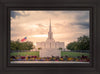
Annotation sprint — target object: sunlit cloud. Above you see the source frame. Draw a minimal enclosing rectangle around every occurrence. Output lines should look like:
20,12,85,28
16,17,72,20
30,35,48,37
11,10,89,46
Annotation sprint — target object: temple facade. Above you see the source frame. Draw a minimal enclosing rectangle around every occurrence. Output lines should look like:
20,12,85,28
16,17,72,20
36,20,65,57
36,20,65,49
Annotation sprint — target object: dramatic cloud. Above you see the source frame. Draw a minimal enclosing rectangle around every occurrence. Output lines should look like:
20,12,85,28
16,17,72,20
11,11,21,18
11,10,89,46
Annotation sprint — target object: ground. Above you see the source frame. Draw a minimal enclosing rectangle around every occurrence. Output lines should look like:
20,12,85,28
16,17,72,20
10,51,89,57
61,51,89,57
10,51,39,56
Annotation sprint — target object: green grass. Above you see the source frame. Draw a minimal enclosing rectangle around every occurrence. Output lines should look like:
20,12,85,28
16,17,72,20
61,51,89,57
10,51,89,57
10,51,39,57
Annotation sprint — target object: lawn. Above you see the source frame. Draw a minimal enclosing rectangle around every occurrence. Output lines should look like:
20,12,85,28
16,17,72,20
10,51,89,57
61,51,89,57
10,51,39,57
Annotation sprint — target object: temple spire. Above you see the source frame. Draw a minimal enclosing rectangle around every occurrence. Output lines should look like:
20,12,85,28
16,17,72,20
47,19,53,40
49,19,51,32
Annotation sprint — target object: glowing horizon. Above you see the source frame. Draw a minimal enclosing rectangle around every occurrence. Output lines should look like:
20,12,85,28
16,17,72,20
11,10,89,46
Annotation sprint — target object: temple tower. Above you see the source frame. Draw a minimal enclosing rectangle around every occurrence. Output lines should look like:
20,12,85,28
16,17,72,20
47,19,54,41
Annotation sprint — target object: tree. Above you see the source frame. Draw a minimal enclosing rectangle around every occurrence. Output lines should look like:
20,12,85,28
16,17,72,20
11,41,16,50
38,47,42,51
67,41,78,50
77,35,90,50
67,35,90,50
10,40,21,51
59,48,62,51
11,40,33,51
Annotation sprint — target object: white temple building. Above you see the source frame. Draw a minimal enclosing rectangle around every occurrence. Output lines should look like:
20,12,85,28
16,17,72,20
36,20,65,57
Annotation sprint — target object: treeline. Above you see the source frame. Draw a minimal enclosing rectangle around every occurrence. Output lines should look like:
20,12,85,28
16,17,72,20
11,40,34,51
67,35,90,50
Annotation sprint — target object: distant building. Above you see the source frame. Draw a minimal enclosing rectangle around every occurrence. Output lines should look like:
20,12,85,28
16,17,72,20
36,20,65,49
36,20,65,57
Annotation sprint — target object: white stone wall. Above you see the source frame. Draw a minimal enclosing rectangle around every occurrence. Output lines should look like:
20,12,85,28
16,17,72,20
51,42,55,48
39,48,61,57
36,40,65,57
36,42,46,48
55,42,65,48
36,41,65,49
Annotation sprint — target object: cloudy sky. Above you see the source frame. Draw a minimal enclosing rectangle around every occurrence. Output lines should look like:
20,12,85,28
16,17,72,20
11,10,89,46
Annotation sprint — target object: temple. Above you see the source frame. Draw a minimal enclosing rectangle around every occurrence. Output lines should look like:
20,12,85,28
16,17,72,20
36,20,65,57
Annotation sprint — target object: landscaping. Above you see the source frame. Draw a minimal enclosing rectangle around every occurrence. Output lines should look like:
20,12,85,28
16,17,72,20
10,51,90,62
61,51,89,57
10,51,39,57
10,51,89,57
